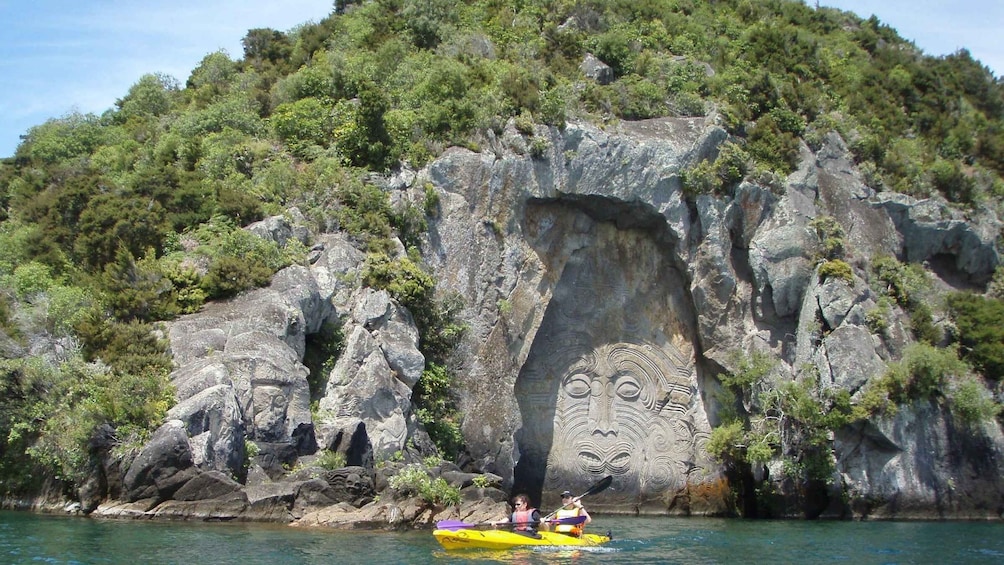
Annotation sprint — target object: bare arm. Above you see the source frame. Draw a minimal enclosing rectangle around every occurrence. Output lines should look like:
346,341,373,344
574,499,591,524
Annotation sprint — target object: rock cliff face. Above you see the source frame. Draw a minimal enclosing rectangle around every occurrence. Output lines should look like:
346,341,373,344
87,116,1003,523
411,116,1002,518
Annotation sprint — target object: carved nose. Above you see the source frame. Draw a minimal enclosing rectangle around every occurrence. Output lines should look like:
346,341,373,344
589,380,618,436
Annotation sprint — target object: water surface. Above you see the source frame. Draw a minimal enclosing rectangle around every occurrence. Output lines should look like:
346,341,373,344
1,511,1001,564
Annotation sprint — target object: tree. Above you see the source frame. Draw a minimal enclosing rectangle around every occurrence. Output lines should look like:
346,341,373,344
270,97,332,158
242,28,292,73
101,246,178,322
73,194,169,272
19,113,104,165
947,292,1004,381
115,73,179,122
186,51,239,106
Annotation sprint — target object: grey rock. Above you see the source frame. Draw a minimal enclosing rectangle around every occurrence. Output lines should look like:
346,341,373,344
110,116,1002,524
874,192,1000,281
245,211,309,248
580,53,613,85
173,470,244,501
122,421,196,503
166,384,244,476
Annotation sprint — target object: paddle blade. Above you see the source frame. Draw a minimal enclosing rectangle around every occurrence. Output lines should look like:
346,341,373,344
583,475,613,497
548,515,588,526
435,520,475,530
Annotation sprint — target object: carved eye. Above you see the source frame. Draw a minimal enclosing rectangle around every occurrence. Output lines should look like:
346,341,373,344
614,376,641,401
563,373,592,398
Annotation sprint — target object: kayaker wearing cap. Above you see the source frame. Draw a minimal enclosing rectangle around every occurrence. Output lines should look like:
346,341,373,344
552,489,591,537
491,494,545,538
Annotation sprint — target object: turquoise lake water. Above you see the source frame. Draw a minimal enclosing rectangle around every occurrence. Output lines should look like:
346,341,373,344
1,510,1002,564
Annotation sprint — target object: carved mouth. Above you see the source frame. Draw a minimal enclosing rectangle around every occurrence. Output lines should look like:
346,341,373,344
576,441,633,474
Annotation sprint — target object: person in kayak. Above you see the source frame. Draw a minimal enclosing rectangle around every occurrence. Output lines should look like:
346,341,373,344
492,494,544,538
552,490,592,537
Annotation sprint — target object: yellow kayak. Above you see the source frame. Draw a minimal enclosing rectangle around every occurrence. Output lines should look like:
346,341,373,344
433,528,611,550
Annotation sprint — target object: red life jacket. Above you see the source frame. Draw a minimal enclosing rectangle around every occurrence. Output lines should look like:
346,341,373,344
512,509,535,531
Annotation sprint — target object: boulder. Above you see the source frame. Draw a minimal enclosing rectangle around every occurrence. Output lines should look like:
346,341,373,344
315,288,424,462
579,53,613,85
122,421,197,503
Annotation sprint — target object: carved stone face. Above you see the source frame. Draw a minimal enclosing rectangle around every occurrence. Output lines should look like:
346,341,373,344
515,206,706,502
556,341,693,475
518,334,698,499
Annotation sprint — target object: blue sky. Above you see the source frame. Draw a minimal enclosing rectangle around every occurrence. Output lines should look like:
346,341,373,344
0,0,334,158
1,1,1001,159
821,1,1002,74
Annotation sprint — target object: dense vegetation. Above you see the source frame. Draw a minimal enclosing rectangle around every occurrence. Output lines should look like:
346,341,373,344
2,0,1003,498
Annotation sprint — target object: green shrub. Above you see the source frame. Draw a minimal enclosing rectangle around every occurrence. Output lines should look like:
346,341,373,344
2,350,172,486
243,439,260,471
865,298,891,336
929,158,976,205
270,97,333,159
871,256,930,307
880,343,968,404
529,137,550,159
471,474,494,488
363,253,435,309
10,261,54,299
215,184,265,226
413,363,463,459
102,247,180,322
818,259,853,284
909,302,940,345
681,160,718,196
303,320,345,401
20,112,105,164
706,420,745,464
722,350,776,392
160,261,206,314
45,284,98,337
538,84,570,127
317,449,347,470
514,110,535,136
422,183,440,217
73,315,173,379
709,355,848,487
745,435,775,465
681,142,750,196
946,292,1004,381
987,266,1004,300
615,75,667,120
0,292,19,342
73,193,170,272
335,181,394,246
388,463,461,506
947,375,1001,426
809,216,846,261
201,256,274,299
746,114,801,175
589,26,634,77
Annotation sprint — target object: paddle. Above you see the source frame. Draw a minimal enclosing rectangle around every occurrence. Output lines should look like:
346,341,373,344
542,475,613,521
436,515,587,531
